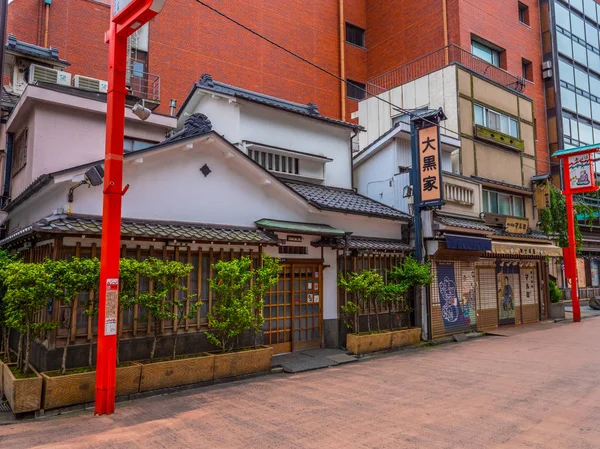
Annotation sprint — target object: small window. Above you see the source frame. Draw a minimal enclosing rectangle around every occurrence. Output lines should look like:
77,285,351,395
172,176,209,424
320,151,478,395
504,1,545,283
471,39,502,67
482,189,526,217
347,80,366,100
124,137,157,153
522,58,533,81
11,128,28,177
474,104,520,138
518,2,530,25
346,23,365,48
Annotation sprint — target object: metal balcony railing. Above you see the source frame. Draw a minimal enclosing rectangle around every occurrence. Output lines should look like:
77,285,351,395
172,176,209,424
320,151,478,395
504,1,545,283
126,70,160,103
367,44,526,97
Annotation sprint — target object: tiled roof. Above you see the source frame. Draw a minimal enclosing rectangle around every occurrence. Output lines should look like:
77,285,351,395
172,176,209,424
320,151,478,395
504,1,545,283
1,87,18,109
312,236,412,252
493,228,549,240
182,74,362,130
0,214,279,247
6,34,69,66
347,236,412,251
434,214,495,232
284,181,411,221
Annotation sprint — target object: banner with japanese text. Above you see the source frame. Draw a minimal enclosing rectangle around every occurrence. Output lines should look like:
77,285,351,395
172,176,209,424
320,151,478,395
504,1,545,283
418,125,443,206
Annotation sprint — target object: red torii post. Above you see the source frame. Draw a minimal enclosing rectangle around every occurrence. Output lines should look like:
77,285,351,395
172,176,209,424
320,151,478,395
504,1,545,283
553,144,600,323
95,0,166,416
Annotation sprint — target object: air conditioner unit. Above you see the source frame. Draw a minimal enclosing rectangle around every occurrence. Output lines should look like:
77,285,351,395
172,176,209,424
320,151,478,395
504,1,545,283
28,64,71,86
542,60,552,70
542,69,553,80
73,75,109,93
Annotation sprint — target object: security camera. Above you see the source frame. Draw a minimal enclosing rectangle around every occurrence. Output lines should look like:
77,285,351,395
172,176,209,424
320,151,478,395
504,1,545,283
132,101,151,121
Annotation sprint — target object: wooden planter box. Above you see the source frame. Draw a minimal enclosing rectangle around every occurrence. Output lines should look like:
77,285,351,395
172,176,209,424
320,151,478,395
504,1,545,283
390,328,421,349
41,363,142,410
347,328,422,355
0,358,14,396
213,346,273,380
3,364,43,414
139,354,215,392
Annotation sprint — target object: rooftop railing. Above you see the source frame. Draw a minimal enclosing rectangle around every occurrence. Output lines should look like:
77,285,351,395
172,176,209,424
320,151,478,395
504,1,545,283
367,44,526,97
126,70,161,103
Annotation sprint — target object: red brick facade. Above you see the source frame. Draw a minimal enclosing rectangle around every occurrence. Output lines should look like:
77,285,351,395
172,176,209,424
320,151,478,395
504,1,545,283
7,0,549,172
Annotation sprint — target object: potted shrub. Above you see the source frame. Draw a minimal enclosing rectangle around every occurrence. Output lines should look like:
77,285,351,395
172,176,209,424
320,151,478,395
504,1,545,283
207,255,279,380
40,257,144,410
548,279,565,319
3,261,58,413
340,256,429,355
135,258,211,392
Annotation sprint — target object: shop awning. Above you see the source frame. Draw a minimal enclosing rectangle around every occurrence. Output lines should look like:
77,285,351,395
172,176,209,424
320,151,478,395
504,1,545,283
445,233,492,251
255,219,350,237
489,241,562,257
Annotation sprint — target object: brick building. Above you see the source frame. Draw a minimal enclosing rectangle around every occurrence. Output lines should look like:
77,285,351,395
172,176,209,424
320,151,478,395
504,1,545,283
6,0,553,173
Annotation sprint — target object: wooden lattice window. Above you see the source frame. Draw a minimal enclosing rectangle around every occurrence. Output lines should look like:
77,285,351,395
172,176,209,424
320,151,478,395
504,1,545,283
12,128,28,177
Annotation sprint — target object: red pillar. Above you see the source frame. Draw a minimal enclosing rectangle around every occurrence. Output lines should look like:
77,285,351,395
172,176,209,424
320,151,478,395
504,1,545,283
562,162,581,323
95,25,128,416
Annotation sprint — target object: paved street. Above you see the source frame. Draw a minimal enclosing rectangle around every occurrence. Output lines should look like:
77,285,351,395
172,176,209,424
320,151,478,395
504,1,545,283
2,318,600,449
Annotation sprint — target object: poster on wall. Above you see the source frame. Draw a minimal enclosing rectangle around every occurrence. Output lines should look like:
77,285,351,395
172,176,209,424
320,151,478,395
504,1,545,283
436,263,465,328
592,260,600,287
577,258,587,288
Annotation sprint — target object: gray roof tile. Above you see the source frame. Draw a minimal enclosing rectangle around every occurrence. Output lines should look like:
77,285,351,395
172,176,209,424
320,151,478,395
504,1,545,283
434,214,495,232
0,214,279,247
284,181,411,221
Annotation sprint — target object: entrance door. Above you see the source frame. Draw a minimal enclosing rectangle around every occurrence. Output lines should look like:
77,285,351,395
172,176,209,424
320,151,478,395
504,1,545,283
263,263,323,354
498,269,519,325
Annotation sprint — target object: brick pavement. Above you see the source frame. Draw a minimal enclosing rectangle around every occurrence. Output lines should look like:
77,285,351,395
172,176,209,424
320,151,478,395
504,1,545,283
2,318,600,449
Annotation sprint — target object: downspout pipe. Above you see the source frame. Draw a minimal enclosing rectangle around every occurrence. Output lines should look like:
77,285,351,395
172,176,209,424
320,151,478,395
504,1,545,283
2,132,13,208
339,0,346,121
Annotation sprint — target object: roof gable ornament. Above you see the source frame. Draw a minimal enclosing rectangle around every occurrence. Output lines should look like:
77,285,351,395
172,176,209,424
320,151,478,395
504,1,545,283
199,73,215,88
307,103,319,115
184,113,213,135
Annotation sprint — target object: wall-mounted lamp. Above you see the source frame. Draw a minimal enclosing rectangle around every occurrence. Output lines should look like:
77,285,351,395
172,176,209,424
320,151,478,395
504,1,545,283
68,165,105,203
132,101,152,121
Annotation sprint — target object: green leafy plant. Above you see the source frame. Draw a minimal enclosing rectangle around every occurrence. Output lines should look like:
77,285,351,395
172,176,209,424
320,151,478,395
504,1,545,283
549,279,563,304
116,258,141,365
206,255,280,353
340,300,358,330
4,260,59,376
386,256,432,328
539,185,592,249
338,270,384,333
136,258,195,361
0,250,15,362
48,258,100,375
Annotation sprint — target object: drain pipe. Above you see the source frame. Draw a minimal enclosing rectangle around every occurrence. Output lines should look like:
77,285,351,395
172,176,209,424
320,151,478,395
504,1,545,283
1,132,13,208
43,0,51,48
338,0,346,121
169,99,177,117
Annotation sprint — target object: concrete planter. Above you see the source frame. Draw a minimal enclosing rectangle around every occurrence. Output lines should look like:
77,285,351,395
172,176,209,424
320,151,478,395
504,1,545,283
390,328,422,349
3,364,43,414
41,363,142,410
347,328,422,355
139,354,215,392
213,346,273,380
549,302,566,319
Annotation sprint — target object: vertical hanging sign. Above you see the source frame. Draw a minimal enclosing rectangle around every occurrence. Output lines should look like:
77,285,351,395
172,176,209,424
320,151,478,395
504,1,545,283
418,125,444,207
105,278,119,336
568,153,595,191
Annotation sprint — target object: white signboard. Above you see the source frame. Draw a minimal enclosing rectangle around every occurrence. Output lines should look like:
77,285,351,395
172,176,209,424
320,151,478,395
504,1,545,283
568,153,594,191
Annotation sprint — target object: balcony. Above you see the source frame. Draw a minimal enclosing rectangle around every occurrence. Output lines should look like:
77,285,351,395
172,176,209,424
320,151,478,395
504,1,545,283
367,44,526,97
126,70,161,110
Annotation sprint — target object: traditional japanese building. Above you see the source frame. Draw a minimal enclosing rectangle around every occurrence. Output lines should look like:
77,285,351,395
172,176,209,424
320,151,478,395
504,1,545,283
0,76,411,369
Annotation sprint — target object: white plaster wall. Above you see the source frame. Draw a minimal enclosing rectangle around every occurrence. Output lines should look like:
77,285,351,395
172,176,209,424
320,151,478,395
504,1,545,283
72,145,310,226
238,103,352,189
353,140,397,209
194,95,241,143
6,182,68,234
358,66,459,150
